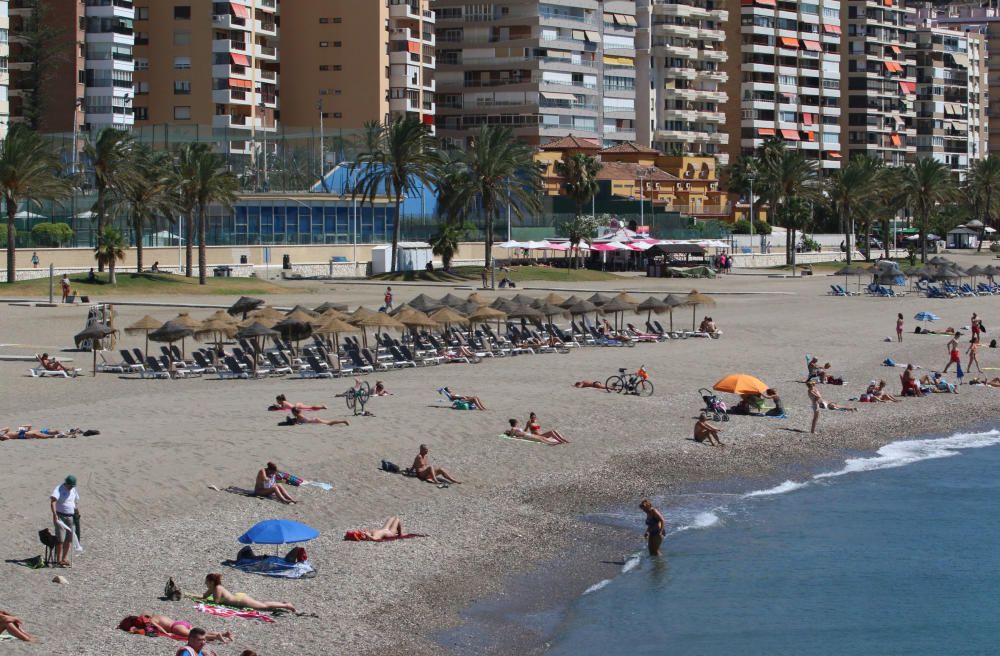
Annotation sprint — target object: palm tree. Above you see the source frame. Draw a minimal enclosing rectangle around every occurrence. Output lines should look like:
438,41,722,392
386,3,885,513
755,143,821,267
350,116,438,273
827,155,882,263
429,222,467,271
897,158,957,262
94,226,126,284
560,213,600,268
189,149,238,284
0,124,72,283
723,154,758,225
84,128,133,271
555,153,600,218
116,145,178,273
449,125,542,282
174,142,211,277
965,156,1000,252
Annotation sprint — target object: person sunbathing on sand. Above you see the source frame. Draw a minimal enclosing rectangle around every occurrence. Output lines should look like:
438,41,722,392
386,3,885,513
0,609,35,641
0,425,76,440
573,380,608,390
202,573,296,613
373,381,391,396
291,407,349,426
526,412,569,443
352,517,405,541
920,372,959,394
505,419,563,445
270,394,326,412
694,414,724,446
38,353,69,373
864,380,899,402
121,614,233,643
970,377,1000,387
254,462,296,504
440,387,487,410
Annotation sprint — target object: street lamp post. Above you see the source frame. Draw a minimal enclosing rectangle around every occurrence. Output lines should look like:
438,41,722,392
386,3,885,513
317,97,325,183
638,169,646,227
258,97,268,191
747,174,755,253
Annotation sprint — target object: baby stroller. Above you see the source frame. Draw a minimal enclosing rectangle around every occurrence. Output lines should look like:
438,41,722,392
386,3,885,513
698,388,729,421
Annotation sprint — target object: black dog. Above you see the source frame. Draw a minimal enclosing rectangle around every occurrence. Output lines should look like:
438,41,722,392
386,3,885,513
38,528,58,565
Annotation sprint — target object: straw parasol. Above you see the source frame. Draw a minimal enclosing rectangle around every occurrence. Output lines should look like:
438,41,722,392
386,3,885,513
352,312,406,348
587,292,612,306
614,291,642,305
228,296,264,318
685,290,716,331
835,264,866,293
408,294,442,312
491,297,517,310
467,292,488,306
567,300,602,327
124,315,163,359
274,318,313,354
74,323,117,376
558,295,584,309
395,308,440,329
195,317,238,353
313,316,359,369
636,296,671,323
285,308,320,325
287,304,320,318
437,293,467,308
535,302,569,327
510,293,536,306
600,297,636,331
468,306,507,323
541,292,566,306
171,313,202,356
314,301,349,313
238,314,278,329
148,321,195,370
505,304,543,321
349,306,383,324
247,306,285,324
318,307,349,321
389,303,416,316
429,306,470,330
662,294,686,332
236,322,280,374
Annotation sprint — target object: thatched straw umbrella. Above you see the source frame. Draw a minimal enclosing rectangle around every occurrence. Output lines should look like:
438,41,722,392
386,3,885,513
437,293,466,308
510,293,535,306
124,315,163,359
313,316,359,369
614,291,642,305
148,321,194,372
228,296,264,318
248,306,285,322
287,304,320,318
429,306,470,332
467,292,488,306
352,312,406,349
195,317,238,354
567,300,602,328
314,301,349,313
238,314,278,329
236,322,279,374
318,307,349,321
636,297,671,324
588,292,612,306
541,292,566,306
535,302,569,328
408,294,442,313
600,297,636,332
74,323,117,376
685,290,716,331
285,308,320,325
274,318,313,355
558,295,584,309
662,294,687,332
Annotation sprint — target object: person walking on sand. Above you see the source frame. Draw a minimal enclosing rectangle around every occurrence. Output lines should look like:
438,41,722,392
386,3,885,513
808,380,857,434
49,475,79,567
639,499,666,556
943,332,962,373
383,286,393,311
971,313,980,341
896,313,904,343
967,336,984,374
481,267,489,289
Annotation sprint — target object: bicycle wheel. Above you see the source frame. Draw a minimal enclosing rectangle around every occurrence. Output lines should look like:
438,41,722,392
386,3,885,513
358,382,372,405
605,376,624,393
345,392,356,412
636,380,654,397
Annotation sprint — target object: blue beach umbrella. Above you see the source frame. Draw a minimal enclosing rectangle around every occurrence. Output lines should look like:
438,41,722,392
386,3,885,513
914,312,940,330
238,520,320,545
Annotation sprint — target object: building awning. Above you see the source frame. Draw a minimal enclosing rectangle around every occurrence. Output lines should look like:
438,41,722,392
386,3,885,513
803,113,813,125
949,52,969,67
823,24,841,34
884,61,901,73
780,37,799,48
758,127,776,136
750,0,776,6
229,78,253,89
780,129,800,140
230,53,251,66
803,40,822,52
572,30,586,41
890,45,902,54
890,133,902,146
621,14,637,26
604,12,615,23
899,81,915,94
230,2,250,19
603,55,634,66
584,31,601,43
406,40,421,53
826,151,842,159
540,91,576,101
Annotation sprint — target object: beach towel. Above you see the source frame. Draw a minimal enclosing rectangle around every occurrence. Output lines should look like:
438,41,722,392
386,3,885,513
499,434,542,444
277,472,333,491
343,531,427,542
193,603,276,623
0,631,14,641
222,556,316,579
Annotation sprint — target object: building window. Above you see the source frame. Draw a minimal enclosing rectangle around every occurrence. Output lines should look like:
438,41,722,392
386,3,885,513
174,6,191,19
174,80,191,94
135,107,148,121
174,56,191,69
334,65,342,71
137,7,149,20
173,30,192,45
319,17,329,23
334,41,342,47
333,17,342,23
319,41,329,47
333,112,343,118
174,106,192,120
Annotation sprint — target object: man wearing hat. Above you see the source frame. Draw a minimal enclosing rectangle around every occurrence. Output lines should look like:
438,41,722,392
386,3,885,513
49,476,79,567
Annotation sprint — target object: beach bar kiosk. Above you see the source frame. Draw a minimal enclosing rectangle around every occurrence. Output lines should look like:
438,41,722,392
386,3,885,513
370,242,433,274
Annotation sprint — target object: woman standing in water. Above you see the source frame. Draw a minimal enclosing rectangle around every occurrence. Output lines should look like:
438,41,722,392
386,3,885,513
639,499,666,556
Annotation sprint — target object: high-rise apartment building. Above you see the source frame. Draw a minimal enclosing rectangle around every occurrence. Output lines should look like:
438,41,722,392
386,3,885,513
841,0,916,166
637,0,729,164
280,0,436,133
913,25,981,174
0,1,9,139
724,0,843,171
9,0,135,134
132,1,278,158
432,0,637,148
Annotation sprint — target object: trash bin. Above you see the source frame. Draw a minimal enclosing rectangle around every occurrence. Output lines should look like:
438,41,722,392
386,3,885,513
213,266,232,277
239,254,248,264
282,254,291,270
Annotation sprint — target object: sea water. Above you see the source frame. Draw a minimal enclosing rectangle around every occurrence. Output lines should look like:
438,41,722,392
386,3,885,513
546,429,1000,655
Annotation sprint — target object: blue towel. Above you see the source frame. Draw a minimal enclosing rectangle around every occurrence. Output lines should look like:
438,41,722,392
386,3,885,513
223,556,316,578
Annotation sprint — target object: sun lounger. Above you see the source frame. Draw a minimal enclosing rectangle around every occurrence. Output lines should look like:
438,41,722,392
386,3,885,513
30,354,81,377
119,349,145,371
217,356,250,379
299,354,335,378
191,351,218,374
140,357,172,379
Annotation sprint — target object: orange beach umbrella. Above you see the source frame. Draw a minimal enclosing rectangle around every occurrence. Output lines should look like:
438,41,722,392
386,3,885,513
712,373,768,395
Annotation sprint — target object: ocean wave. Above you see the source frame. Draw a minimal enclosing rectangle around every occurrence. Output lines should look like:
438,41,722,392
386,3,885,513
583,579,611,595
744,480,809,498
621,552,642,573
674,511,720,533
815,429,1000,480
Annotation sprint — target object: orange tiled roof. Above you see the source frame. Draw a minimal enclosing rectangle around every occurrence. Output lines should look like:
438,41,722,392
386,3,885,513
595,161,679,181
539,135,603,151
599,142,662,155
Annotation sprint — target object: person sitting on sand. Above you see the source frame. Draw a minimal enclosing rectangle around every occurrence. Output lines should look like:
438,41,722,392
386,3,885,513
698,316,721,336
573,380,608,390
901,364,922,397
269,394,326,412
177,627,219,656
291,407,349,426
526,412,569,443
411,444,461,485
808,380,857,433
0,609,35,642
694,414,724,447
505,419,563,445
350,517,405,541
920,372,959,394
373,381,391,396
38,353,69,373
440,387,487,410
732,392,765,415
201,573,296,613
762,388,785,416
807,357,825,383
254,462,296,504
120,614,233,643
864,380,899,403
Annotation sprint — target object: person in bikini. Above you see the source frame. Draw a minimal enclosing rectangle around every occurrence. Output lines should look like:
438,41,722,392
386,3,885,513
350,517,405,541
639,499,666,556
202,573,296,613
411,444,461,484
0,425,76,440
573,380,608,389
440,386,487,410
694,414,724,446
121,614,232,643
254,462,296,504
269,394,326,412
808,380,857,433
38,353,69,373
525,412,569,443
0,609,35,642
505,419,562,445
291,407,349,426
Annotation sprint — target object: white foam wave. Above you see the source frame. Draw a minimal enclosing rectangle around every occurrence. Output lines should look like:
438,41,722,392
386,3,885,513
621,552,642,573
744,480,809,498
815,429,1000,480
674,511,721,533
583,579,611,595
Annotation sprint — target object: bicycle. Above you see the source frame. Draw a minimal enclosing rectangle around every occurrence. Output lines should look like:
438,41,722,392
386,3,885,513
606,366,654,397
344,380,372,415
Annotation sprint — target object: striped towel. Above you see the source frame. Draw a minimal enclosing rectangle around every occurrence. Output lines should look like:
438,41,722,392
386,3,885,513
193,603,276,623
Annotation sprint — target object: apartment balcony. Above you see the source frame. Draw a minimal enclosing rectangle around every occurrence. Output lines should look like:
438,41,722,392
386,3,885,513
258,69,277,83
389,94,421,114
212,13,250,32
389,0,422,21
651,3,712,20
257,19,278,36
85,29,134,46
652,43,698,59
213,39,251,55
85,1,135,20
661,108,702,122
655,23,699,39
659,66,697,80
697,27,725,42
213,64,252,81
255,44,277,61
701,48,727,62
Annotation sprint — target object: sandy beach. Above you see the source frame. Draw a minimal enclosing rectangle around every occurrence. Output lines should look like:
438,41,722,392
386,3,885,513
2,262,999,655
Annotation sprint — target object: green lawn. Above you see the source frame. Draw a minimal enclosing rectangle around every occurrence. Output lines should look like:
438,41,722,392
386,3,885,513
3,272,293,297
